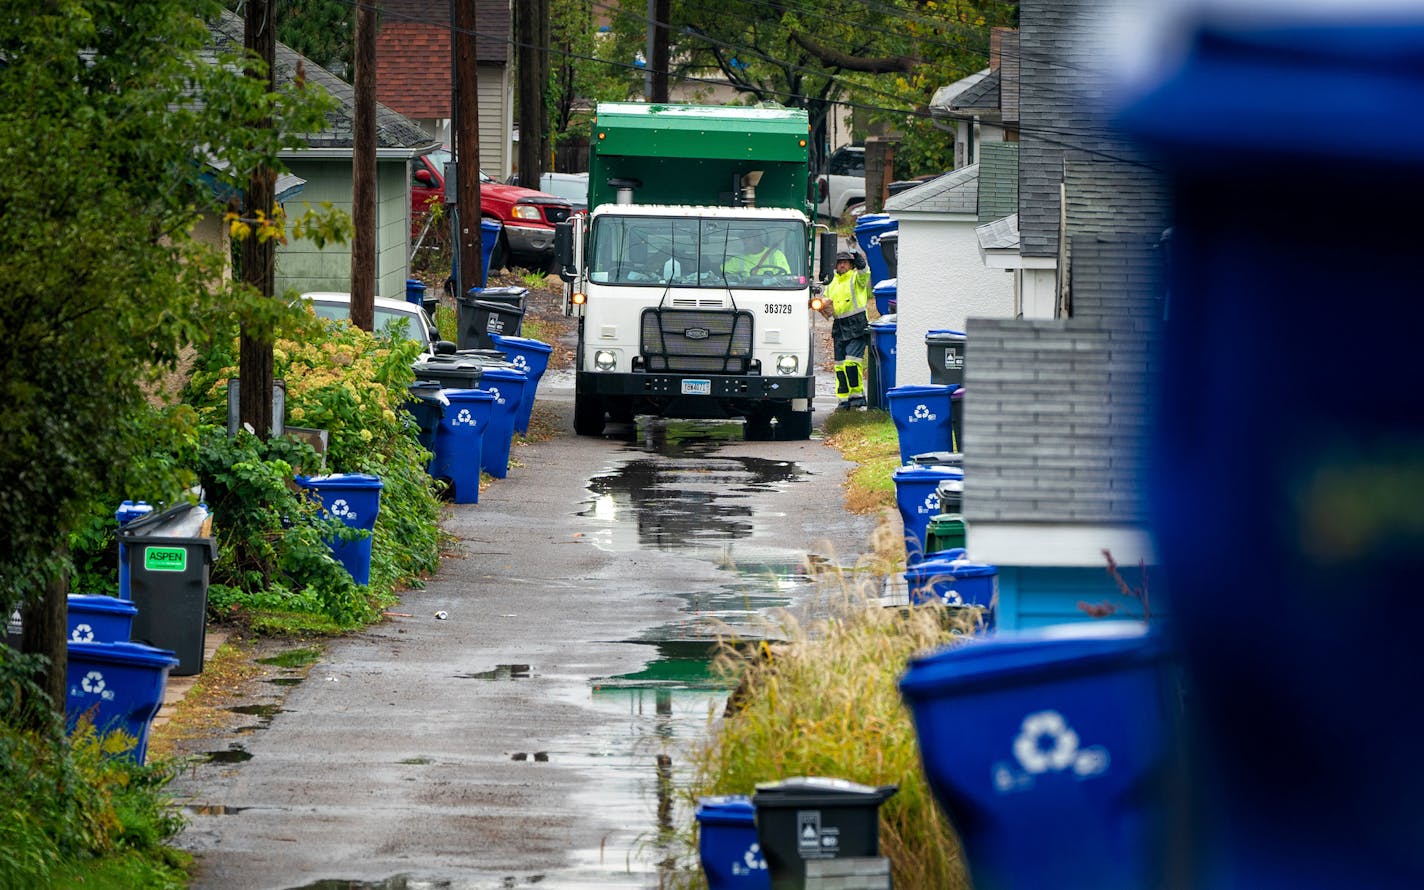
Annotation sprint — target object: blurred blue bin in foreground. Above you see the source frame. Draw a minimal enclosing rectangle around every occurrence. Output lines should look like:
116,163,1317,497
66,640,179,763
490,333,553,435
432,388,495,504
695,796,770,889
892,463,963,564
294,473,383,585
899,622,1176,890
68,594,138,644
886,383,955,466
1117,9,1424,887
477,366,528,479
903,555,998,629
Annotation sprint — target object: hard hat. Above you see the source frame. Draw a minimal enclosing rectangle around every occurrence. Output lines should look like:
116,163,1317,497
835,250,855,262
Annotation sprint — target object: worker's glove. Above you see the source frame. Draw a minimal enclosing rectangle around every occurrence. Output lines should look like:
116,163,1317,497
853,252,866,270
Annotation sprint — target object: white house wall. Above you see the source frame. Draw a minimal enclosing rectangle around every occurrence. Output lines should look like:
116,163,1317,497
895,214,1015,387
1021,267,1057,318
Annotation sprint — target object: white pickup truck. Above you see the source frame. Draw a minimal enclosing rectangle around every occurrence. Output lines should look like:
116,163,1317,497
815,145,865,222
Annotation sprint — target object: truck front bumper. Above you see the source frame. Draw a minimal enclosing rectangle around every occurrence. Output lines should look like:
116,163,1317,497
578,371,814,401
504,224,557,258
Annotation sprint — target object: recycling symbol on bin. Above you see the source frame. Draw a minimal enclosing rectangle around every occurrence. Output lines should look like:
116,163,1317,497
71,623,95,643
912,403,936,421
511,355,530,372
488,386,505,405
454,408,478,427
80,671,106,695
329,499,357,522
739,842,767,873
919,492,940,515
993,710,1110,794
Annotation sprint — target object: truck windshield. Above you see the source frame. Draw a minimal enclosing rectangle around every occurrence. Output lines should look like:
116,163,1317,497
588,216,807,289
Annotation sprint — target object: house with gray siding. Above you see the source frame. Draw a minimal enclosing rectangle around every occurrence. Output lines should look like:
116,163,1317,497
210,12,439,300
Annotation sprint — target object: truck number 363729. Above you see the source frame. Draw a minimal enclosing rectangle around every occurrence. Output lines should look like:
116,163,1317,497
763,303,794,315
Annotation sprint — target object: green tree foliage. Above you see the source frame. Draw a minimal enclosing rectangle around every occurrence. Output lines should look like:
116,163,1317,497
597,0,1017,176
0,0,331,677
224,0,355,79
549,0,632,159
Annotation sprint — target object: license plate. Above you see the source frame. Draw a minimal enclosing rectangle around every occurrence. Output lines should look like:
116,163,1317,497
681,378,711,396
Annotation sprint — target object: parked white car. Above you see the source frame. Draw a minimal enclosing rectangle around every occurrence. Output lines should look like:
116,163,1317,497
816,145,865,221
301,292,443,354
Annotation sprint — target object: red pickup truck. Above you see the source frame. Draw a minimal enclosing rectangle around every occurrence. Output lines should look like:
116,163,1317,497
412,148,573,271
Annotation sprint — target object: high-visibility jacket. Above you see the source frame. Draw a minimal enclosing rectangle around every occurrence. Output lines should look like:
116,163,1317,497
723,246,791,274
827,267,871,319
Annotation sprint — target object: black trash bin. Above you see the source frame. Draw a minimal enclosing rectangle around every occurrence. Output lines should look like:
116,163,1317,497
878,231,898,279
752,777,897,890
458,286,527,349
926,329,967,387
119,502,218,676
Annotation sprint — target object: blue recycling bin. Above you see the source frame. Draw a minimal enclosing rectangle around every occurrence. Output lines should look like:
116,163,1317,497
853,213,898,287
405,278,427,309
892,463,964,564
886,383,955,466
293,473,383,586
868,315,897,410
696,796,770,889
1117,13,1424,887
477,366,528,479
431,388,495,503
403,380,447,453
115,500,153,600
66,640,179,763
490,333,553,435
871,278,896,317
903,556,998,628
68,594,138,644
899,622,1176,890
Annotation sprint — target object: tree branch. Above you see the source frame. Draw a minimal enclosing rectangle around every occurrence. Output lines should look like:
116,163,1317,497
786,29,919,73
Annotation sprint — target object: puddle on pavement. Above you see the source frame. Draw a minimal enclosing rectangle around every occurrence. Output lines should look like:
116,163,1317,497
185,804,248,816
452,663,532,680
203,745,253,764
266,677,303,687
285,877,546,889
257,646,323,668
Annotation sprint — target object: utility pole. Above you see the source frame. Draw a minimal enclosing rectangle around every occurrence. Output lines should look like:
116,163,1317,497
239,0,276,439
650,0,670,103
516,0,550,183
453,0,484,295
350,0,377,330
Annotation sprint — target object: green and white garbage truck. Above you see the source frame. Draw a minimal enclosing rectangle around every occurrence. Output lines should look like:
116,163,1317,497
556,102,836,440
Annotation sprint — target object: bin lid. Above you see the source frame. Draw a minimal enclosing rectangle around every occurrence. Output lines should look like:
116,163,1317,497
469,299,526,312
68,594,138,617
295,472,384,490
489,334,553,354
869,316,897,330
117,502,211,541
900,621,1167,701
854,213,896,230
478,366,528,383
924,547,968,561
925,329,967,341
886,383,954,400
892,464,963,483
753,776,898,807
476,286,529,298
872,277,897,293
912,451,962,467
695,795,756,826
441,388,495,402
67,639,179,668
115,500,154,523
910,556,995,579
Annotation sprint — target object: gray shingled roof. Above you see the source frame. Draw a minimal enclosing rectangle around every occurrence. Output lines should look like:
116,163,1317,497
210,11,438,153
1064,158,1171,242
952,68,1000,112
976,213,1019,251
930,68,992,121
978,141,1018,225
1069,237,1164,324
1017,0,1156,258
884,164,978,215
961,316,1155,524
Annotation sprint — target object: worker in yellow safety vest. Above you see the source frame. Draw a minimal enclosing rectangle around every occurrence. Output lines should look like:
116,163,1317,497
826,249,871,408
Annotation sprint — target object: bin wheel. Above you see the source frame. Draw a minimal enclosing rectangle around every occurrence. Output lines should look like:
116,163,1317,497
775,409,813,441
743,412,775,441
574,393,605,436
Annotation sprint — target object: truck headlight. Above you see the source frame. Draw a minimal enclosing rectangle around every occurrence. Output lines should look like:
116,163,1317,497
511,204,542,221
594,349,617,371
775,354,799,375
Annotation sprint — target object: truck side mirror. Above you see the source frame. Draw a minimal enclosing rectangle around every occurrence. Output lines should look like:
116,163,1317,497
555,221,576,283
819,231,838,282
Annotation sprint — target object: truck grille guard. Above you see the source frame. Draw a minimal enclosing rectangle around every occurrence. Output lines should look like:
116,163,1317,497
639,307,755,374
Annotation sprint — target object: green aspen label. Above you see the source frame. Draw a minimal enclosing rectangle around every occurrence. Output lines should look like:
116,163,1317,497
144,546,187,572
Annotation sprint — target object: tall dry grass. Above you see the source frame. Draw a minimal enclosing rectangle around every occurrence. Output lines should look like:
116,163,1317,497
679,539,975,889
